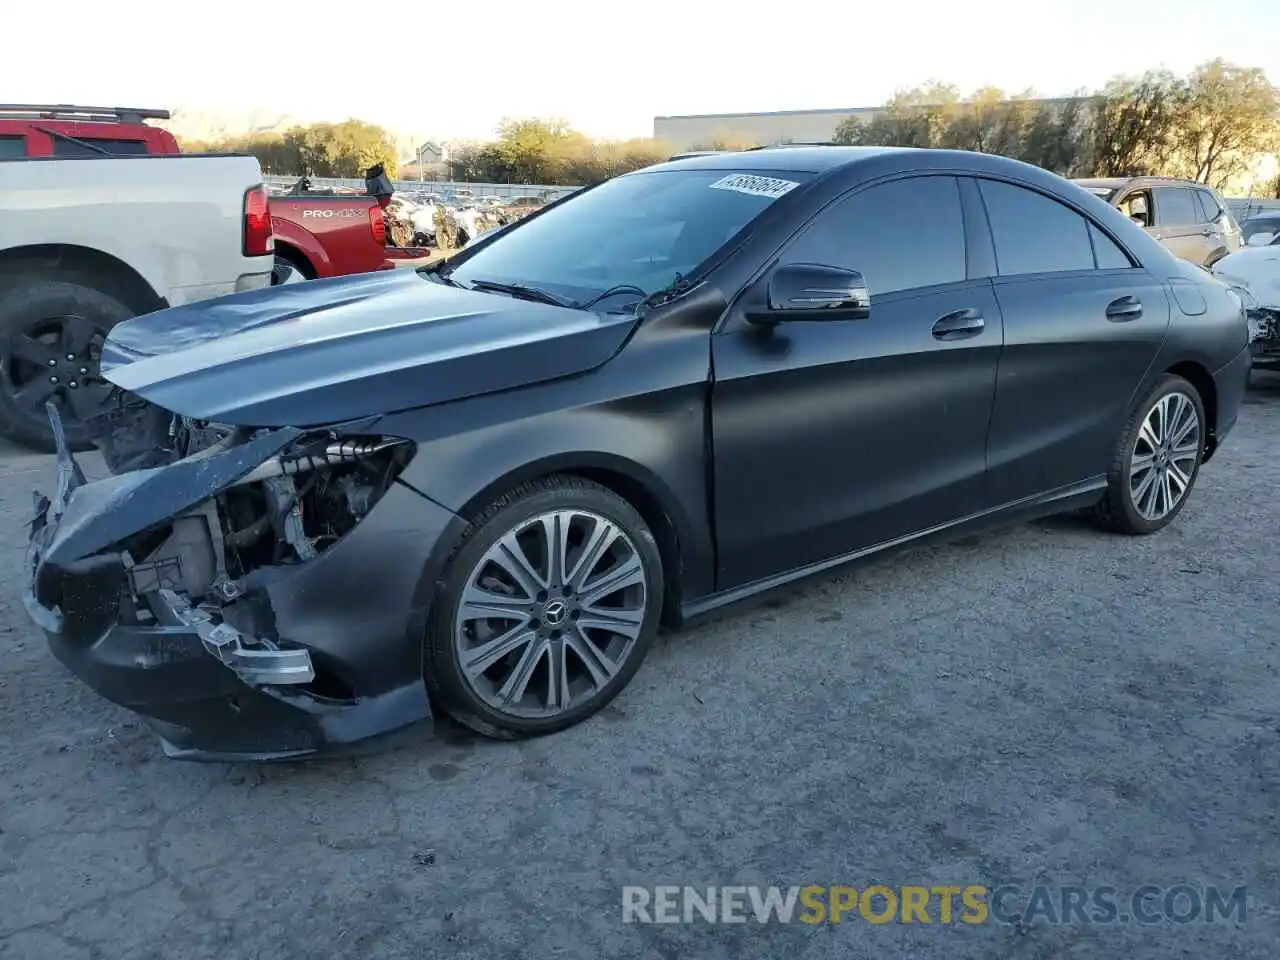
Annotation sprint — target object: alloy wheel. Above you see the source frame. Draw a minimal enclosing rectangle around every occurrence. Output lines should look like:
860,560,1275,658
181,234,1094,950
1129,391,1201,522
4,314,114,428
453,509,649,719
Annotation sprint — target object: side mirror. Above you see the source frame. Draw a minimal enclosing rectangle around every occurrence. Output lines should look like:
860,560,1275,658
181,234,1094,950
1246,231,1275,247
753,263,871,322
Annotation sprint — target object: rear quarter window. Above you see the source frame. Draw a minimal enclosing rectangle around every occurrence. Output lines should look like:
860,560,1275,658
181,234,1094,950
51,137,150,157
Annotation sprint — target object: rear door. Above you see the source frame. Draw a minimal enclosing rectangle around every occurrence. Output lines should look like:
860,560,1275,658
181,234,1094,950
973,177,1171,505
710,174,1003,587
1151,185,1208,264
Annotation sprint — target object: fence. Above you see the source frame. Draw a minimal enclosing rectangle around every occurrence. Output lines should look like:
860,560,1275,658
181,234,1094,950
263,174,580,201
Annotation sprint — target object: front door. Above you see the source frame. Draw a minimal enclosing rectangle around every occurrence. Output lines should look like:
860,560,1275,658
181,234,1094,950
710,175,1003,589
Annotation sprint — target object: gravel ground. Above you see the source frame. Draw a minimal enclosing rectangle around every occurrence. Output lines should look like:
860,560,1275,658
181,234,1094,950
1,377,1278,960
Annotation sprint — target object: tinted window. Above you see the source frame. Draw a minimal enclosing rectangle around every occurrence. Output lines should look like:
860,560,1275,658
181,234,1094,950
1194,188,1221,221
1089,223,1133,269
449,168,813,307
0,135,25,159
781,176,966,295
979,179,1094,275
51,137,149,157
1153,187,1199,226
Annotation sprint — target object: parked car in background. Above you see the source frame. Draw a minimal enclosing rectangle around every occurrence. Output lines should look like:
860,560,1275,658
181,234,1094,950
267,182,393,284
0,151,274,450
1212,227,1280,371
21,146,1250,760
1239,213,1280,247
499,195,546,222
1074,176,1241,266
0,103,179,158
1227,197,1280,225
265,167,426,283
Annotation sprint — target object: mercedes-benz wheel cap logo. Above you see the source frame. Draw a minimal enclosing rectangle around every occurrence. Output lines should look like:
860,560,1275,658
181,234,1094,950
543,600,567,626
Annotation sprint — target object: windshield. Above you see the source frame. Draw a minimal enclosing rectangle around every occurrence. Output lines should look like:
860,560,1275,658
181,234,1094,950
446,168,811,308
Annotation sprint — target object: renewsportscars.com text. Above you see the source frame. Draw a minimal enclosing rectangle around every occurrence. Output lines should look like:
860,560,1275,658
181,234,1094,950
621,884,1248,926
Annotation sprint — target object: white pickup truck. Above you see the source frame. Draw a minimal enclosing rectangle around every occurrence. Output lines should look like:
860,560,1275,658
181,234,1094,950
0,154,275,450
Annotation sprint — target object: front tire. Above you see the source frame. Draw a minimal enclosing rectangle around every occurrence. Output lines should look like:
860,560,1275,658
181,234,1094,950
425,476,664,740
1092,374,1206,535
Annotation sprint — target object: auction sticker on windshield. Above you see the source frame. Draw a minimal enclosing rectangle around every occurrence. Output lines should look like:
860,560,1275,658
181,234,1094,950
709,174,800,199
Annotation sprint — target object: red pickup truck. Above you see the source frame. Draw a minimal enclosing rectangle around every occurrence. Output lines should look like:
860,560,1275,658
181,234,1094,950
266,171,406,285
0,105,417,285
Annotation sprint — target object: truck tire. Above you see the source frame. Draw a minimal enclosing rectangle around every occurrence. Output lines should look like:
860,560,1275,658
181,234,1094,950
0,276,135,452
271,251,312,286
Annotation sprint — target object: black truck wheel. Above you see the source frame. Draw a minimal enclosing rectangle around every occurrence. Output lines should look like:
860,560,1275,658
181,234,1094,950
0,277,134,452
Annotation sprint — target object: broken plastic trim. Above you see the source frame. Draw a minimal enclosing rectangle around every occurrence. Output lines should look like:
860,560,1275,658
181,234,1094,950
157,588,316,687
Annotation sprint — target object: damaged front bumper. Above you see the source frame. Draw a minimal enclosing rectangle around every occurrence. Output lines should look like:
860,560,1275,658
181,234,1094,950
23,406,448,761
1248,307,1280,369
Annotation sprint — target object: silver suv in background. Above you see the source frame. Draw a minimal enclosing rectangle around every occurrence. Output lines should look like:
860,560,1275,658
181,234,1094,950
1074,176,1242,267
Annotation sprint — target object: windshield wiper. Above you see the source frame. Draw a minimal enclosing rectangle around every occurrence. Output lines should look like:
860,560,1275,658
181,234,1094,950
466,279,575,308
575,284,648,310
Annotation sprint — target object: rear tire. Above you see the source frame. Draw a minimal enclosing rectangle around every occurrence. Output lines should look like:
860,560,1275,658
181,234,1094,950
1092,374,1206,535
0,276,134,452
271,252,312,286
424,475,664,740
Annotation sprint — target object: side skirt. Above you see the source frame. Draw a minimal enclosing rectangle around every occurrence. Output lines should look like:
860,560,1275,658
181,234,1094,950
677,477,1107,624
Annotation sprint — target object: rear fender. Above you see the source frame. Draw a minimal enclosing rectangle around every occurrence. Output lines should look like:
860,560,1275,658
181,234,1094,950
270,217,332,276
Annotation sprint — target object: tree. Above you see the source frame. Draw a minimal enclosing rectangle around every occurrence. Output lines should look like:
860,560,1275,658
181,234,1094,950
1019,95,1092,176
938,87,1038,156
835,82,961,147
289,120,398,178
183,120,398,178
491,118,579,183
1089,70,1186,177
1174,59,1280,187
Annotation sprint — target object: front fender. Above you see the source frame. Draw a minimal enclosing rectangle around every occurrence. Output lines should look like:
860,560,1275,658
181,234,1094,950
389,386,715,605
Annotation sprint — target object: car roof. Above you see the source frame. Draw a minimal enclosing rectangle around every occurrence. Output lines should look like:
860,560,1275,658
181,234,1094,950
644,145,907,174
642,146,1128,198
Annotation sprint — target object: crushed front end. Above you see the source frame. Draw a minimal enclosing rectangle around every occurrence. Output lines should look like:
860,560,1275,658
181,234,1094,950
23,401,451,761
1248,306,1280,370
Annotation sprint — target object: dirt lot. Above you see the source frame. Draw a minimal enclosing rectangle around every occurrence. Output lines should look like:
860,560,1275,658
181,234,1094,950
1,377,1278,959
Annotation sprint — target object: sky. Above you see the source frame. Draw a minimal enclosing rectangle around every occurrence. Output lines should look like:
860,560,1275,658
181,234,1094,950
5,0,1278,145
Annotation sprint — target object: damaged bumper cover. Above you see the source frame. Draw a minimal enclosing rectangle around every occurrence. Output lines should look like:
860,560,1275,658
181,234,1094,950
23,405,454,761
1247,306,1280,369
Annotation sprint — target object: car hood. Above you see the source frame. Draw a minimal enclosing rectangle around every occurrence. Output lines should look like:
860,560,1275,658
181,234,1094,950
101,269,639,427
1212,246,1280,309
